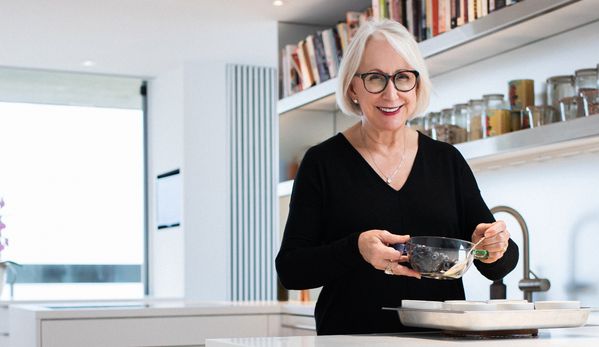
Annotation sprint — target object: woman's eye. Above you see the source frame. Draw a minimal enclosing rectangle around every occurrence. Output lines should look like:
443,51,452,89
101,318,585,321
366,74,386,82
395,73,410,81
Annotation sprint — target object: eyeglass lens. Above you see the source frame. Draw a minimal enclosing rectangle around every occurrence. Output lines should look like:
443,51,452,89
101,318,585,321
363,71,417,93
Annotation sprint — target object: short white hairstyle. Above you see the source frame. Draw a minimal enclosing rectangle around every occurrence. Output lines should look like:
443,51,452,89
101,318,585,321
336,19,432,119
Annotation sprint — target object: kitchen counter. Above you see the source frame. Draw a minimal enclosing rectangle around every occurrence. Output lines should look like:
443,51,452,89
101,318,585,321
9,300,315,347
207,324,599,347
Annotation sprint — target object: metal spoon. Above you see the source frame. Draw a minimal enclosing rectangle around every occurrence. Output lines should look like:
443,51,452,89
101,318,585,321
443,237,487,278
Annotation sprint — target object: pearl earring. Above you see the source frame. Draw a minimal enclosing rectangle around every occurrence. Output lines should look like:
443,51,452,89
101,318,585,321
352,99,358,104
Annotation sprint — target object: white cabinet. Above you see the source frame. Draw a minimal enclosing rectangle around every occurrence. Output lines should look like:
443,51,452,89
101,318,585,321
10,303,287,347
39,315,273,347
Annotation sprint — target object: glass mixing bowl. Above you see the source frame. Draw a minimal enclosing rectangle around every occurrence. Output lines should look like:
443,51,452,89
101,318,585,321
394,236,488,280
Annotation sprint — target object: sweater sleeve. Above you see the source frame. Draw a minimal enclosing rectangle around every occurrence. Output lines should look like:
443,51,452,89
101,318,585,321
456,150,519,281
275,148,365,290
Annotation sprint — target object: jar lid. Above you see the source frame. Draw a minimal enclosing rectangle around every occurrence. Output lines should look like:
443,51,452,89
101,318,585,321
575,68,597,75
468,99,484,103
482,93,504,98
546,75,574,82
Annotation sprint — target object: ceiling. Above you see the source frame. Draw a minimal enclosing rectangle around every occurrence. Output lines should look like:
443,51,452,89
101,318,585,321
0,0,369,78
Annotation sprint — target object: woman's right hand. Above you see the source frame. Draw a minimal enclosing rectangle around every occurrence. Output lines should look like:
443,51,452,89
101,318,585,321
358,230,421,278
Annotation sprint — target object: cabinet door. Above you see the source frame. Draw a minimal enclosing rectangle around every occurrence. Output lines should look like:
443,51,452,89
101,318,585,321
41,314,269,347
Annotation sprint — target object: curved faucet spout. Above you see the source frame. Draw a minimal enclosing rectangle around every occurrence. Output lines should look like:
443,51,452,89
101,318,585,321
490,205,550,302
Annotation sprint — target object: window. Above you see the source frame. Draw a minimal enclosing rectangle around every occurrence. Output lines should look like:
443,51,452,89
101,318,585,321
0,69,145,300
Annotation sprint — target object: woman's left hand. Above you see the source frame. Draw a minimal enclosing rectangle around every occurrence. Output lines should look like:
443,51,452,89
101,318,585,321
472,221,510,264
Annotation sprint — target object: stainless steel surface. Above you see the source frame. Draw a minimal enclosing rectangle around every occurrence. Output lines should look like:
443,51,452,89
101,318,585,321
396,307,590,331
490,206,551,302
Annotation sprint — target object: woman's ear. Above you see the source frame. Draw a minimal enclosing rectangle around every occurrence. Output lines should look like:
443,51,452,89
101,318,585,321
348,82,358,103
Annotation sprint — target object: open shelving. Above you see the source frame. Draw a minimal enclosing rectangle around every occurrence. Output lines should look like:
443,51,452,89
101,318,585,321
277,0,599,193
278,114,599,196
277,0,599,115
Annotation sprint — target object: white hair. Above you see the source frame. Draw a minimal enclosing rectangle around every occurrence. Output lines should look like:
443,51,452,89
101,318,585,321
336,19,432,119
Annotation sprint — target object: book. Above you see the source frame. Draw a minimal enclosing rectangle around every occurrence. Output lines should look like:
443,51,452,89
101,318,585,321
450,0,457,28
426,0,433,38
432,0,439,36
289,46,303,95
321,29,339,78
312,32,331,82
388,0,403,24
305,35,321,84
336,23,349,55
297,40,315,90
468,0,476,21
372,0,381,20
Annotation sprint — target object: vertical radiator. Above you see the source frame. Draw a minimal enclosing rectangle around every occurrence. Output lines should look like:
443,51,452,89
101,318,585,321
227,64,278,301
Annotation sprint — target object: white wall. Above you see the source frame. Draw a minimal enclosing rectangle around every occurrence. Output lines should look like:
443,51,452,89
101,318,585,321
429,20,599,306
148,22,278,299
148,67,185,298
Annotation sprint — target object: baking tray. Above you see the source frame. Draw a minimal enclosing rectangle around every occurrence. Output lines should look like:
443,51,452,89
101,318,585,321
387,307,590,331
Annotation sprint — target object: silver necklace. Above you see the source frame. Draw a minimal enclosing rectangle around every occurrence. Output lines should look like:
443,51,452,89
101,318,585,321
360,126,407,185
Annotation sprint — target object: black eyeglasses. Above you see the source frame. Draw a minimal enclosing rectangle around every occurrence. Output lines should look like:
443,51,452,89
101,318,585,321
354,70,419,94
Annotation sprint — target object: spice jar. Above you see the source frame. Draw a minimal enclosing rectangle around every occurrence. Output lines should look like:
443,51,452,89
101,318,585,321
468,99,484,141
574,68,598,92
483,94,511,137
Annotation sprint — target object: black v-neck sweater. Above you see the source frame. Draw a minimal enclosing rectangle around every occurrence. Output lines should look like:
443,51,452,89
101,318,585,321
276,132,519,335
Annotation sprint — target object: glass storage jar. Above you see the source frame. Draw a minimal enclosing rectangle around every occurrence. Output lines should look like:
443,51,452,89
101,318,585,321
407,116,426,133
451,103,469,144
546,75,575,112
468,99,484,141
574,68,597,92
424,112,440,138
482,94,511,137
435,108,454,144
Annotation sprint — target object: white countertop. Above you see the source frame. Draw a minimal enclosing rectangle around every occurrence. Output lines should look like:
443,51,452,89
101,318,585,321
207,324,599,347
9,300,315,319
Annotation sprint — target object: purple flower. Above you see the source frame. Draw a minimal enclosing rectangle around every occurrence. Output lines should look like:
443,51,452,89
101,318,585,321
0,198,4,208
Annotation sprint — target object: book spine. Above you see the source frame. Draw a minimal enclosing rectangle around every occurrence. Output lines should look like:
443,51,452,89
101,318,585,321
297,40,314,90
305,35,320,85
313,32,331,82
432,0,439,36
450,0,457,28
335,23,348,56
321,29,338,79
372,0,381,19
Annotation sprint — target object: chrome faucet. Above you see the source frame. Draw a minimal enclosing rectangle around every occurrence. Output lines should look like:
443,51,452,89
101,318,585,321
490,205,551,302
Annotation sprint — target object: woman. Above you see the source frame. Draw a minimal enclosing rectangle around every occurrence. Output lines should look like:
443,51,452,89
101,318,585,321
275,19,518,335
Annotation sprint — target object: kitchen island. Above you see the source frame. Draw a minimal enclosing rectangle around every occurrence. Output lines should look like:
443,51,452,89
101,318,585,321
207,324,599,347
9,300,315,347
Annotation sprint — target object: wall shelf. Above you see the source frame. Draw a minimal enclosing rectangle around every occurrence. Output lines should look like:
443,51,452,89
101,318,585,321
278,115,599,196
276,0,599,116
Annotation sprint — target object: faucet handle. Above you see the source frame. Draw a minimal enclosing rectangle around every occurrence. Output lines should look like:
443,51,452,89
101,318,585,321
519,278,551,293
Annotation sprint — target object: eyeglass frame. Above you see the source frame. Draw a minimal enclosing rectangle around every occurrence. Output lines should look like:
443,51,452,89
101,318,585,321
353,70,420,94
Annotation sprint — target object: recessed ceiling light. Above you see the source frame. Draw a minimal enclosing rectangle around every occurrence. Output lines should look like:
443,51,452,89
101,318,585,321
81,60,96,67
273,0,283,6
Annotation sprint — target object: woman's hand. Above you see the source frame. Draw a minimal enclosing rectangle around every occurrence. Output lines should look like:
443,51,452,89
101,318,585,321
472,221,511,264
358,230,421,278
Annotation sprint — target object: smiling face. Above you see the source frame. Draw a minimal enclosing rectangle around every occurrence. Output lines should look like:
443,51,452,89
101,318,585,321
350,33,418,132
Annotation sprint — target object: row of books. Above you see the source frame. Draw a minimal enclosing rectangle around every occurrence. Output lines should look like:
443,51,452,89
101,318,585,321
372,0,522,42
280,0,522,99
